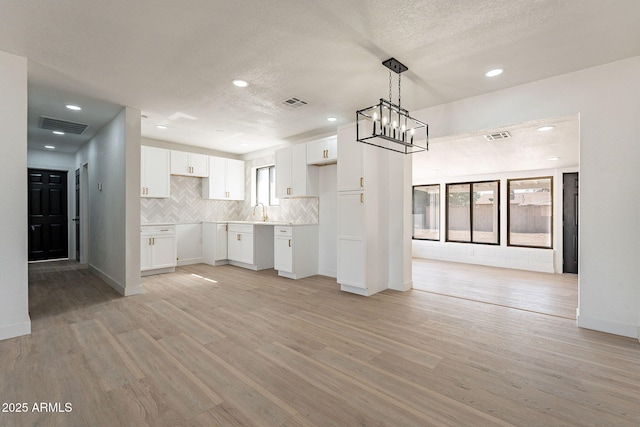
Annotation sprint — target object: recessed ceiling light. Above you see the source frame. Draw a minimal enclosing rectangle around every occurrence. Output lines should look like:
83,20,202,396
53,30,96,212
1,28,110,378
537,125,555,132
232,79,249,88
44,145,55,150
52,131,65,135
66,104,82,111
156,125,168,130
548,157,560,161
327,117,337,122
485,68,504,77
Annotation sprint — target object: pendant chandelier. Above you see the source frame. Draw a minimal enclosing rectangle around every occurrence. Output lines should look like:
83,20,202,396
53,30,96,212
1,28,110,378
356,58,428,154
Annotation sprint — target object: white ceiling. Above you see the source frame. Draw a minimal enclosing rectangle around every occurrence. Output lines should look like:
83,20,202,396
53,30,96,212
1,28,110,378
1,0,639,155
413,114,580,182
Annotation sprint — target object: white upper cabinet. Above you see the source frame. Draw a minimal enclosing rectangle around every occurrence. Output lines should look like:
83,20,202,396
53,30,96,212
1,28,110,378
337,124,365,192
202,156,245,201
141,146,171,198
276,144,318,198
170,150,209,177
306,136,337,165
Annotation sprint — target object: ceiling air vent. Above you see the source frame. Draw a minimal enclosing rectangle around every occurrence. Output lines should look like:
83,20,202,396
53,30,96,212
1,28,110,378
281,97,308,109
38,116,89,135
484,131,511,141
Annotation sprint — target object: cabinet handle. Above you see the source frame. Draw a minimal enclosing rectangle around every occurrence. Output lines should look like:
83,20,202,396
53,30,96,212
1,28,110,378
225,225,228,231
237,234,241,241
360,177,364,187
160,229,169,232
287,187,291,195
288,239,292,247
360,193,364,203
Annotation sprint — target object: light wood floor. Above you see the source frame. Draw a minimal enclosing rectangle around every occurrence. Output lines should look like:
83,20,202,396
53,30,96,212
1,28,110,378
413,258,578,319
1,261,639,426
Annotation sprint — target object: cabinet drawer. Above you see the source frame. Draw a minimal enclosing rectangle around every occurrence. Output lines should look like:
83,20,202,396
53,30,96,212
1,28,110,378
228,224,253,234
141,225,175,236
274,226,292,237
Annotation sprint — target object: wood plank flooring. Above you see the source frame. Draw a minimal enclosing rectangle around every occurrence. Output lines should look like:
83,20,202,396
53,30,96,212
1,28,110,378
413,258,578,319
1,261,638,426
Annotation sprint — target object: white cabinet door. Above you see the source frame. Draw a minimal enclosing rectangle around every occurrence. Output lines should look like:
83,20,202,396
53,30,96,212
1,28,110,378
189,153,209,177
274,236,293,273
337,191,366,288
276,145,318,198
215,223,228,260
226,159,245,200
171,151,209,177
337,125,364,192
203,157,245,200
203,156,227,199
151,235,177,269
170,150,191,176
307,137,338,165
227,231,253,264
203,222,228,264
290,144,308,197
240,233,254,265
275,147,291,198
227,231,242,262
140,237,152,270
141,146,170,198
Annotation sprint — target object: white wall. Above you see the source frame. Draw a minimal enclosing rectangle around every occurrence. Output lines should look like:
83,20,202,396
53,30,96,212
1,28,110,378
76,107,141,296
318,164,337,277
27,149,78,260
411,56,640,339
0,51,30,340
412,166,579,273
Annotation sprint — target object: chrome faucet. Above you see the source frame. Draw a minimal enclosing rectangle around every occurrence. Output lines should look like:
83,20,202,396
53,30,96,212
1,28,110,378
253,202,268,222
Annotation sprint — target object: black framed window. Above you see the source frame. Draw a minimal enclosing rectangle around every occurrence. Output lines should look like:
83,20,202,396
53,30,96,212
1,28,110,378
412,184,440,240
256,165,279,206
446,180,499,244
507,177,553,248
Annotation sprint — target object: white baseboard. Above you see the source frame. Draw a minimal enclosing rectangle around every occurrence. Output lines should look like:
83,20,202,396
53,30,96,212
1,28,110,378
388,280,413,292
577,314,638,339
0,319,31,341
177,257,203,266
90,265,143,296
317,268,337,278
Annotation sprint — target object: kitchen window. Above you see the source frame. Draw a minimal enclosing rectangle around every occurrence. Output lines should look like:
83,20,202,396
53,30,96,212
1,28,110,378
446,180,499,244
256,165,279,206
507,177,553,248
412,184,440,240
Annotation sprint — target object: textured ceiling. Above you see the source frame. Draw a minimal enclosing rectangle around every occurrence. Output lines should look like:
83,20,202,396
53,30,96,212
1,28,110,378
1,0,639,155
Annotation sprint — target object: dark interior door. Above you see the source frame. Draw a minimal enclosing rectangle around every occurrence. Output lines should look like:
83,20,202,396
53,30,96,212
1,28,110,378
28,169,68,261
563,172,579,274
75,168,80,261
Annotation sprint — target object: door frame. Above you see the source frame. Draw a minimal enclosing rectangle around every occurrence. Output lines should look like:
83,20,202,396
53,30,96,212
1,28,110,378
80,163,90,265
27,167,69,261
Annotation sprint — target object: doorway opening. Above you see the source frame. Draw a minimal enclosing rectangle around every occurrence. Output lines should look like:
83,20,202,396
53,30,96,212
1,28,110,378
563,172,579,274
411,114,579,318
28,168,68,262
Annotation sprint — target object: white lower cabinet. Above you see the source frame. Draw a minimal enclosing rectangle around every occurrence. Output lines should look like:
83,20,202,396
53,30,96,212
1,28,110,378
274,225,318,279
202,222,228,266
227,223,273,270
141,225,176,275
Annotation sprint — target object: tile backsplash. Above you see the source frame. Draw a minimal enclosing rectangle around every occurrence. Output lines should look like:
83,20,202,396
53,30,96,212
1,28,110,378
141,154,319,224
